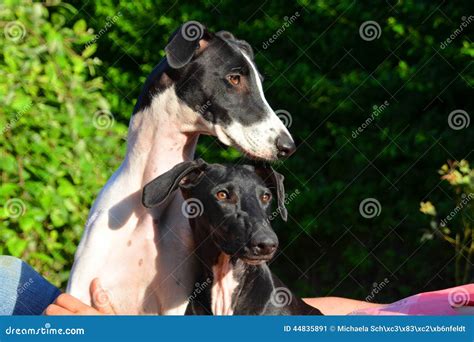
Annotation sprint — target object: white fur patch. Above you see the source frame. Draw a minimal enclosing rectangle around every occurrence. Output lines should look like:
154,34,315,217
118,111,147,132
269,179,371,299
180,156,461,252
241,53,273,115
67,86,206,314
211,254,240,315
214,53,293,160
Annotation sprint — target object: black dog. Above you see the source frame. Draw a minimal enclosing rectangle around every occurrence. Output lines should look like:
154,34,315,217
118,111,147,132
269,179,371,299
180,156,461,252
142,159,322,315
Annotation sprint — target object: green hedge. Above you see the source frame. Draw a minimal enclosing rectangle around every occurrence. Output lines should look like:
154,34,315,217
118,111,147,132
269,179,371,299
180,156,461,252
0,1,127,286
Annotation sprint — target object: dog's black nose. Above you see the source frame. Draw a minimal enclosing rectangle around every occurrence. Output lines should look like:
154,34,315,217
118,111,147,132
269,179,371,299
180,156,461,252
251,237,278,256
276,135,296,158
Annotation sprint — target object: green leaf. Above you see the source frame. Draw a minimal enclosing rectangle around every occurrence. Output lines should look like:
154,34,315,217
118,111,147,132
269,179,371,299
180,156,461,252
73,19,87,34
6,238,28,256
82,44,97,58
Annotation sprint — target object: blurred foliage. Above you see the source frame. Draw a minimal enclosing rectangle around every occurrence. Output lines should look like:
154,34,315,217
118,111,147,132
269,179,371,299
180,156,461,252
1,0,473,302
0,0,127,286
420,160,474,285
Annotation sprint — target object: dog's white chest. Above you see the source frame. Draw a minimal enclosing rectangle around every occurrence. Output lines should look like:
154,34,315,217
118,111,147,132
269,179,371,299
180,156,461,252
68,164,197,314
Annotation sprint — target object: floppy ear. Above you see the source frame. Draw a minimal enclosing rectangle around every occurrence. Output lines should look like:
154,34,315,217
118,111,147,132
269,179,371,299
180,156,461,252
142,159,207,208
216,31,254,59
165,21,210,69
235,39,254,59
255,165,288,221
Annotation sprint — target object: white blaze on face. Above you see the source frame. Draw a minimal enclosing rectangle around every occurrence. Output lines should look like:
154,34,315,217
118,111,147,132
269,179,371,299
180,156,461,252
216,52,294,160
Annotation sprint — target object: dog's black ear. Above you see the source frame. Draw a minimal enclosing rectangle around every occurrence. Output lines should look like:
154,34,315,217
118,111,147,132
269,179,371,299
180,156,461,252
142,159,207,208
255,165,288,221
165,21,211,69
216,30,235,41
216,31,254,59
234,39,254,59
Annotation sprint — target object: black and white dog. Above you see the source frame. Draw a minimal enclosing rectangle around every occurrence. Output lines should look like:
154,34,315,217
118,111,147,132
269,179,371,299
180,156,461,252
67,22,296,314
142,160,321,315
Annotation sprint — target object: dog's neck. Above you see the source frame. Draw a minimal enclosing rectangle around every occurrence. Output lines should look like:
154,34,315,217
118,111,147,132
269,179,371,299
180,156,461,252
209,253,243,315
195,243,247,316
124,86,211,188
191,222,272,315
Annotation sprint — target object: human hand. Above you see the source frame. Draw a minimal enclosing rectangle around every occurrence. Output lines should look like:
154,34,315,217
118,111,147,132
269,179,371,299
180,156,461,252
44,278,116,315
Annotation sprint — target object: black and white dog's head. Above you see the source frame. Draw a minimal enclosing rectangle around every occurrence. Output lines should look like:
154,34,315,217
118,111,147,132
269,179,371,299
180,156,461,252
134,21,296,161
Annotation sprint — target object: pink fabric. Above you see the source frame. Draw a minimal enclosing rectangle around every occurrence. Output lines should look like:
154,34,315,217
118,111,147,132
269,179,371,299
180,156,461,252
350,284,474,315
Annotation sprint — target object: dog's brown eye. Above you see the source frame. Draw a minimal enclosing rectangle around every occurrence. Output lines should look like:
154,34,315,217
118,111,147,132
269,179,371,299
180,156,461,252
261,193,271,203
216,190,229,200
227,74,240,86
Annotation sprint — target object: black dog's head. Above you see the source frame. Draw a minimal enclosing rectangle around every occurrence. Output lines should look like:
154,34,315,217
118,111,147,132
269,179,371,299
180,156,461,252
136,21,295,161
142,159,288,264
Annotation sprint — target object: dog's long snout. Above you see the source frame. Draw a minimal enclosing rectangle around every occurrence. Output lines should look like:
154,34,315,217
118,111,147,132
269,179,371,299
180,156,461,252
276,134,296,158
250,230,279,257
